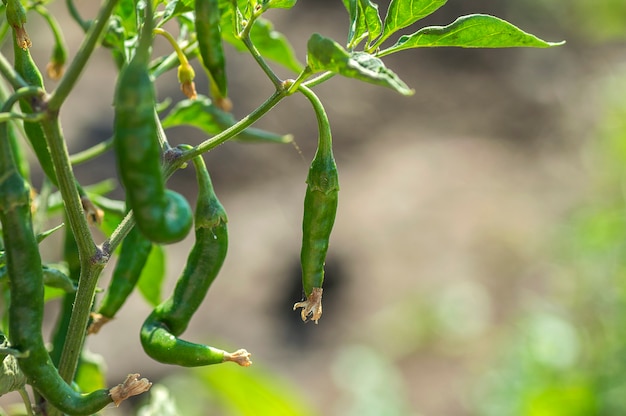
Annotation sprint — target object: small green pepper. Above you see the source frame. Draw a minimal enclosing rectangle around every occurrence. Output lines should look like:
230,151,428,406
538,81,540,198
140,154,251,367
293,86,339,324
195,0,228,98
113,7,193,244
11,30,58,186
89,227,153,334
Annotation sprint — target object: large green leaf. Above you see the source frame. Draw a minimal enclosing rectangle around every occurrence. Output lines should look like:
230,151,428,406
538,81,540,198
262,0,297,10
376,0,447,47
221,15,303,73
137,244,165,307
160,0,194,25
75,350,107,393
162,96,292,143
379,14,565,56
307,34,413,95
193,360,318,416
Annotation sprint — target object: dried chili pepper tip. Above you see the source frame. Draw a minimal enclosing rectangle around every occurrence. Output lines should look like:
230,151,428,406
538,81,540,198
109,374,152,407
293,287,323,324
88,313,111,335
223,349,252,367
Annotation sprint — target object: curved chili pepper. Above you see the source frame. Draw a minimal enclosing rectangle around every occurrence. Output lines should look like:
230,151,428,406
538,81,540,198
113,6,192,244
0,114,130,416
140,154,251,367
293,86,339,324
12,30,58,186
89,227,153,334
195,0,228,97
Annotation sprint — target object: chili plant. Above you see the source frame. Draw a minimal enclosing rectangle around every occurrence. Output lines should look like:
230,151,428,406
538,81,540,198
0,0,562,414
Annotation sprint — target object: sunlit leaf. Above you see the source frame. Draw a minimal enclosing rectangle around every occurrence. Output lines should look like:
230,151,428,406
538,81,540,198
307,34,413,95
161,0,194,24
137,244,165,307
162,96,292,143
193,358,319,416
221,16,303,73
75,350,107,393
343,0,361,47
361,0,383,46
377,0,447,47
379,14,565,56
344,0,383,49
263,0,297,10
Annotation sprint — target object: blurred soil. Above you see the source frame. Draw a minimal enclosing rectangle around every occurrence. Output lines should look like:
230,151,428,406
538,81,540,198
2,1,619,415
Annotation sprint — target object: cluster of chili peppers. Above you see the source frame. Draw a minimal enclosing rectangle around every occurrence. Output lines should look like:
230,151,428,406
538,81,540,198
0,0,339,414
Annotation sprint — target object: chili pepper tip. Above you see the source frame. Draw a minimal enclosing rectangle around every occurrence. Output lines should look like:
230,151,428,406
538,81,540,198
293,287,323,324
223,349,252,367
109,373,152,406
87,313,111,335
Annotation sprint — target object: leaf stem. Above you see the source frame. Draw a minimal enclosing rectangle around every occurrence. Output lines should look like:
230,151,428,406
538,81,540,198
0,52,27,90
302,71,335,89
47,0,119,111
241,16,282,88
181,89,286,163
69,137,113,165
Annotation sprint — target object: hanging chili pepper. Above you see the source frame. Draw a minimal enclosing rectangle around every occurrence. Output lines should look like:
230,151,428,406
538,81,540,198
140,153,251,367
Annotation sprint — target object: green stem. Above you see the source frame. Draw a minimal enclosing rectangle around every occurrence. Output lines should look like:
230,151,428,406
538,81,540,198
240,16,282,88
298,85,331,153
47,0,119,111
0,111,44,123
69,137,113,165
302,71,335,89
38,116,104,388
150,40,196,78
181,89,286,164
66,0,89,30
17,388,34,416
0,52,27,90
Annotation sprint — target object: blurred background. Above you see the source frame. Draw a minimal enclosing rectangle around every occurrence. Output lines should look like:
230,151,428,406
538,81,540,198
3,0,626,415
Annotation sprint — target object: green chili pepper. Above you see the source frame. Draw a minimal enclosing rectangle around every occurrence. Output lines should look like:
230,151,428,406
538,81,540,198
113,7,192,244
140,154,251,367
89,227,153,334
12,30,59,186
0,119,117,415
293,86,339,324
5,0,30,49
195,0,228,98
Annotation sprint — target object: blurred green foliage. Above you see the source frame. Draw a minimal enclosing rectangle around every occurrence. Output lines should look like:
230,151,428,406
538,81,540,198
513,0,626,41
473,65,626,414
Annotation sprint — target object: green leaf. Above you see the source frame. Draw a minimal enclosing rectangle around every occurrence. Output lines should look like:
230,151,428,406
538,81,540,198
343,0,360,47
263,0,297,10
379,14,566,56
75,350,107,393
193,359,318,416
360,0,383,47
344,0,383,50
161,0,194,24
137,244,165,307
307,34,413,95
221,16,303,73
162,96,292,143
377,0,447,47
